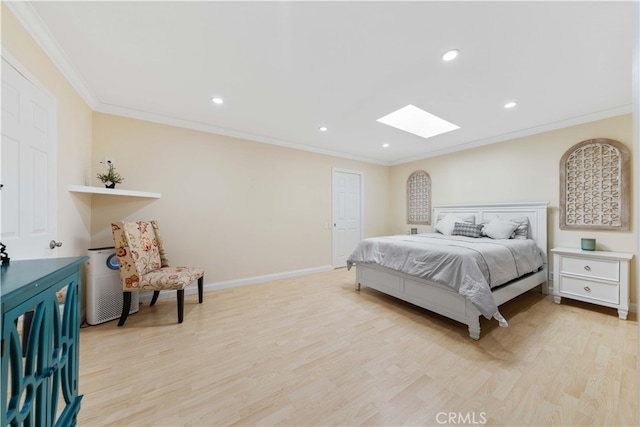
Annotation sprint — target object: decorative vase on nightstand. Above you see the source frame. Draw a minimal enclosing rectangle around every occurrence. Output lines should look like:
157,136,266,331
581,238,596,251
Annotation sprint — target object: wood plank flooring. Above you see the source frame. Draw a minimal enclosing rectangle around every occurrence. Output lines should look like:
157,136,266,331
77,268,637,426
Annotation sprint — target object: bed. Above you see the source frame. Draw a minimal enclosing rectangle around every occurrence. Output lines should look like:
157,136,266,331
347,202,549,339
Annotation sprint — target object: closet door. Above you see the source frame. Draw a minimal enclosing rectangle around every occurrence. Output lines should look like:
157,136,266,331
332,169,362,268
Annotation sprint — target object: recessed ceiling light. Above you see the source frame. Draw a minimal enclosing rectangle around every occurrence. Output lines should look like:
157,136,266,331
504,101,518,109
377,104,459,140
319,126,328,132
212,97,224,104
382,143,389,148
441,49,459,61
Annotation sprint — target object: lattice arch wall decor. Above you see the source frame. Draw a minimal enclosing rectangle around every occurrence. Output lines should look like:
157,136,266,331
407,170,431,225
560,138,630,230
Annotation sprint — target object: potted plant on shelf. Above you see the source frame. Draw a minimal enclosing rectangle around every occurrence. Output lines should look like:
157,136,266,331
96,163,124,189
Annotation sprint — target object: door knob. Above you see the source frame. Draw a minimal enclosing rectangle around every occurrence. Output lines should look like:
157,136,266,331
49,240,62,249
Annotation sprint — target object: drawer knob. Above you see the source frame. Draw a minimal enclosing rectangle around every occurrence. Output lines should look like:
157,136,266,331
584,286,591,292
584,265,591,271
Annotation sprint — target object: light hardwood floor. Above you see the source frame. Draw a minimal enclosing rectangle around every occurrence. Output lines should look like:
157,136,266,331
77,268,637,426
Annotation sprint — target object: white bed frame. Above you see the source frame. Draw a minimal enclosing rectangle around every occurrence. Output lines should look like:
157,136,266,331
355,202,549,340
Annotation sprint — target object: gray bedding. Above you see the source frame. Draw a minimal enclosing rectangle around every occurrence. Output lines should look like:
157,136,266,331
346,233,543,319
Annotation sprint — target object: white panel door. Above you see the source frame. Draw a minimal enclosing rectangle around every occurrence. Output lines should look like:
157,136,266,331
1,57,58,260
332,169,362,268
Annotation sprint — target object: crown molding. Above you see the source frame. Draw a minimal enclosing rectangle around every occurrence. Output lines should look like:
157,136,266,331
5,1,632,168
95,103,391,166
4,0,99,109
390,104,633,166
5,1,390,166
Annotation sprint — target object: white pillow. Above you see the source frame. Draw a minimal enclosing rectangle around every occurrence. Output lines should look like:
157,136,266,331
435,214,469,235
483,216,519,239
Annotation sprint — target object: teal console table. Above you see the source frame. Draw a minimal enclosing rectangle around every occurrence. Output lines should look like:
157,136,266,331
1,256,87,427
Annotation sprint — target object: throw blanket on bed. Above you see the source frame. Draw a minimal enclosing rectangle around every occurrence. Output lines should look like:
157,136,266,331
346,233,543,322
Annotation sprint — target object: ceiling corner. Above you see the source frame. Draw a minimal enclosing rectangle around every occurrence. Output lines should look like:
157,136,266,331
5,0,100,109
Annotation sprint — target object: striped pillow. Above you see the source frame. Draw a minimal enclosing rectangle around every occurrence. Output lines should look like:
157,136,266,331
452,222,484,238
510,217,530,239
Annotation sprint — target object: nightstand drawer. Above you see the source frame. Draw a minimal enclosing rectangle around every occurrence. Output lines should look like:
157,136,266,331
560,256,619,281
559,276,619,304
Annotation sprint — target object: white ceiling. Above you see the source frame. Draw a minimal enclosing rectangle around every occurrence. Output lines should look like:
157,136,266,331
12,1,634,165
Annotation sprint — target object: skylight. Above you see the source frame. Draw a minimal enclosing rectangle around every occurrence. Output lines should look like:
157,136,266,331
441,49,459,61
377,104,459,140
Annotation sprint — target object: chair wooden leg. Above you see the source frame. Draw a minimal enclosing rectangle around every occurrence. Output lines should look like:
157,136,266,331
150,291,160,306
198,276,204,304
118,292,132,327
177,290,185,323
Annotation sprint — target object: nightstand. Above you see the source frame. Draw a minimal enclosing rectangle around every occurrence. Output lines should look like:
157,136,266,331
551,247,633,319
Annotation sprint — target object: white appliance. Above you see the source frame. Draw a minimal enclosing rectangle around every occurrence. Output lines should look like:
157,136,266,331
86,247,139,325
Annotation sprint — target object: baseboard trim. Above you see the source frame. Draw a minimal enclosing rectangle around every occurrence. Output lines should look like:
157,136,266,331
138,265,334,303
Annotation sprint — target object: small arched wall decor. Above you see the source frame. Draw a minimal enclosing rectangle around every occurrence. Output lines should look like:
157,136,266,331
560,138,630,230
407,170,431,225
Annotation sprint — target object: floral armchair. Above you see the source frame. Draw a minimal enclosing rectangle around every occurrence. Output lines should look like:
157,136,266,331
111,220,204,326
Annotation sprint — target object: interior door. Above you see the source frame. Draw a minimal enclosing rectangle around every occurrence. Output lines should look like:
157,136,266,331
332,169,362,268
1,57,58,260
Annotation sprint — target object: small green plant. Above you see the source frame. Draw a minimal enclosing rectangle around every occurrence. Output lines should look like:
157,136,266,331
96,163,124,187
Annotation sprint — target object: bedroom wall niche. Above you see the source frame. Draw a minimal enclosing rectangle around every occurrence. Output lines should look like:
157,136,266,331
407,170,431,225
559,138,630,231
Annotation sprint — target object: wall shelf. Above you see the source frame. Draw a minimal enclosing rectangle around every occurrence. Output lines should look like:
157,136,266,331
68,185,161,199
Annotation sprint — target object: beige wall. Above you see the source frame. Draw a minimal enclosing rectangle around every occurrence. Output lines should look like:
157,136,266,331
390,114,637,302
2,1,389,289
3,3,637,305
91,113,390,283
1,4,93,258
